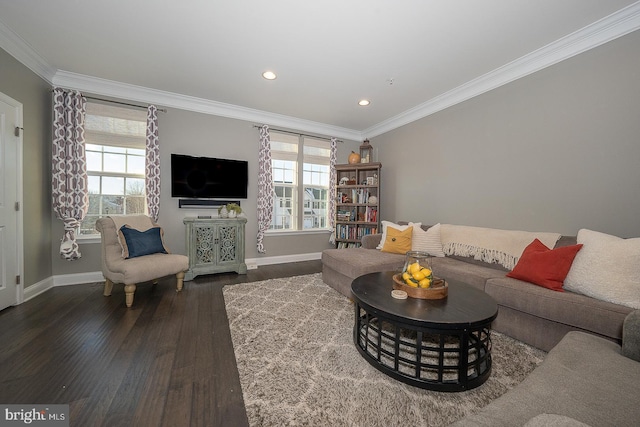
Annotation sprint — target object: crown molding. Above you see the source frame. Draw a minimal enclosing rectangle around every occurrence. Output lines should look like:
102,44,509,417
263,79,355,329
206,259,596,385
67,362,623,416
0,19,56,83
363,1,640,138
52,70,363,142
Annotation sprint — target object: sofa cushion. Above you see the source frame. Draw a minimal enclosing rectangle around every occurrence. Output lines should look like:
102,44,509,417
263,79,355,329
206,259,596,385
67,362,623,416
381,226,412,254
119,225,169,258
564,229,640,309
430,257,506,291
451,331,640,427
411,222,445,257
506,239,583,292
376,221,420,249
322,248,405,279
486,276,633,341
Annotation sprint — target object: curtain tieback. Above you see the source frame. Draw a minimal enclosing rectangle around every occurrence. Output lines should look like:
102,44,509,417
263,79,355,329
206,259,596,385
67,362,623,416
63,217,82,231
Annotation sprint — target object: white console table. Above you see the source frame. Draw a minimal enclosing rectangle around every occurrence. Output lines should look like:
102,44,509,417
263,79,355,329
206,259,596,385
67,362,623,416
183,217,247,281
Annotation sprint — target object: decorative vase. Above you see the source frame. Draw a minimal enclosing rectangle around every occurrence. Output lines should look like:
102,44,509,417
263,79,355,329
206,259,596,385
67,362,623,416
228,209,237,218
348,151,361,164
219,205,229,218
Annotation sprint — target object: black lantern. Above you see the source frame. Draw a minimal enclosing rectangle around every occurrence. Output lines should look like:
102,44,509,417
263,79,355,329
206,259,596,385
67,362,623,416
359,140,373,163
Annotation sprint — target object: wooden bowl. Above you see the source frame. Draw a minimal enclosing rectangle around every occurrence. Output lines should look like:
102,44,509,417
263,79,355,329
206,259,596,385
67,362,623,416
392,274,448,300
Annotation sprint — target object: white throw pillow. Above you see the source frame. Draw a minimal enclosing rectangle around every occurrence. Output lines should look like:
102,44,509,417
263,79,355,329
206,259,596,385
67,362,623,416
564,229,640,309
376,221,421,250
412,223,445,257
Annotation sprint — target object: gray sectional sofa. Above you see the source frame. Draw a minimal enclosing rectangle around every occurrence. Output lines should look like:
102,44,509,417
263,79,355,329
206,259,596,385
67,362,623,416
321,223,640,426
322,225,633,352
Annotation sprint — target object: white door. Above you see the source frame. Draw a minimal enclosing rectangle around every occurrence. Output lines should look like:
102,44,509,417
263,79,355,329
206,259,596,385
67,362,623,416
0,94,22,310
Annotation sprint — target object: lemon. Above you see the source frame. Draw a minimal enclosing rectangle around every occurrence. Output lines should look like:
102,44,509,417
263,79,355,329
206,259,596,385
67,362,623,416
405,279,418,288
419,278,431,288
402,272,412,281
421,268,432,277
408,262,421,274
412,270,426,281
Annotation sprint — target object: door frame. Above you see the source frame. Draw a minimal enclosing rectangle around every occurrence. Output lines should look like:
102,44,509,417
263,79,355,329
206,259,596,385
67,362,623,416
0,91,24,305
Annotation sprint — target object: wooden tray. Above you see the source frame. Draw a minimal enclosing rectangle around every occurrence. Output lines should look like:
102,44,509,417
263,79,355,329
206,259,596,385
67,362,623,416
392,274,448,299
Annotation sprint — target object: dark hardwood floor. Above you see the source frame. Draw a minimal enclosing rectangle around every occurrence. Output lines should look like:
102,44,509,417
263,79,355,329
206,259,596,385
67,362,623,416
0,260,322,427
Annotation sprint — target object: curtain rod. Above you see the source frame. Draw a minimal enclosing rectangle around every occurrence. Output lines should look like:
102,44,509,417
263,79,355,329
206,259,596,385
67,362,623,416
84,96,167,113
253,125,343,143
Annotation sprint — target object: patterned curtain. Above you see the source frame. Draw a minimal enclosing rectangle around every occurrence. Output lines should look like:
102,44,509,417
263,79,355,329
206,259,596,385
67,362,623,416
52,88,88,260
145,105,161,222
328,137,338,244
256,125,274,253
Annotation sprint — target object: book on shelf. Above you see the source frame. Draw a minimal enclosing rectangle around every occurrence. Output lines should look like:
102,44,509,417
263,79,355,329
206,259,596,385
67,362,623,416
337,242,361,249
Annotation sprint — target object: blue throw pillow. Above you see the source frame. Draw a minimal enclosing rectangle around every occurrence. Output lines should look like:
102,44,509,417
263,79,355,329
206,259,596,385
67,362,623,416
119,226,168,259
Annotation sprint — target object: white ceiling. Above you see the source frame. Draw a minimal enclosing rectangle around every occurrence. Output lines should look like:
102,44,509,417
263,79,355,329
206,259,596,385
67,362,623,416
1,1,639,139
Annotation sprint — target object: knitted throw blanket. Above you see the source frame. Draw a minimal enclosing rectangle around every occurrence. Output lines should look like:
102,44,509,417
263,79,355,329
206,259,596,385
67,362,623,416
440,224,561,270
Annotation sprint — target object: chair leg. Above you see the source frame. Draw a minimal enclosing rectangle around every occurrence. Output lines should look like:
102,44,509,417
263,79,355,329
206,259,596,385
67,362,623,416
103,279,114,297
176,271,185,292
124,283,137,308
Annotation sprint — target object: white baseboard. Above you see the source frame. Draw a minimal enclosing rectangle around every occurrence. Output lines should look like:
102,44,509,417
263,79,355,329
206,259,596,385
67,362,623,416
246,252,322,268
23,276,55,302
53,271,105,287
23,254,321,303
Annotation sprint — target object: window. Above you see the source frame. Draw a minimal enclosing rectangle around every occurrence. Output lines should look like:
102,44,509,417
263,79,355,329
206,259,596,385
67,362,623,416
80,102,147,235
270,132,331,231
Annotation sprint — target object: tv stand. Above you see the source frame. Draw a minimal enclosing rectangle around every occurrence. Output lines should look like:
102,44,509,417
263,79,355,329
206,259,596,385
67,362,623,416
183,217,247,280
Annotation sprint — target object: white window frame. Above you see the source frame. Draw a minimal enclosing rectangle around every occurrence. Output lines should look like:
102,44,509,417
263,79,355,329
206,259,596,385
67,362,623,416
269,131,331,233
79,102,148,238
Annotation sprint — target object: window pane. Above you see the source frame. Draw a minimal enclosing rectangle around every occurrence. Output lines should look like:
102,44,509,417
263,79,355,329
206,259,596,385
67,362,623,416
102,176,125,195
86,151,102,171
88,175,100,194
102,195,124,214
104,153,126,173
127,155,145,174
87,194,101,215
125,196,146,214
126,178,145,195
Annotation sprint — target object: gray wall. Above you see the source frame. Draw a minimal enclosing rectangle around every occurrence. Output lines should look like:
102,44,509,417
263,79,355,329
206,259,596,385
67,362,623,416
0,48,52,289
372,30,640,238
7,27,640,282
53,107,360,276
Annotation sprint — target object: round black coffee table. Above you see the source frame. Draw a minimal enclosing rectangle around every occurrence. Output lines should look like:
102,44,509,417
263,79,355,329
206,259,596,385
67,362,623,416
351,271,498,392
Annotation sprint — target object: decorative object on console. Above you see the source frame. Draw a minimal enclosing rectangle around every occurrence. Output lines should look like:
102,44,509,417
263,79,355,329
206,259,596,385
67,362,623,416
359,139,373,163
219,205,228,218
348,151,361,164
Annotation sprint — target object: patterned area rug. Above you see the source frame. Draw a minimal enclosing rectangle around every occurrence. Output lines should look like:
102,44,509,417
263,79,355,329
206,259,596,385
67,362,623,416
223,273,546,427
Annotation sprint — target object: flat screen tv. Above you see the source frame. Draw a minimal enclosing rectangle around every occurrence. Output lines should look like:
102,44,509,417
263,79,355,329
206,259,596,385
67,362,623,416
171,154,248,199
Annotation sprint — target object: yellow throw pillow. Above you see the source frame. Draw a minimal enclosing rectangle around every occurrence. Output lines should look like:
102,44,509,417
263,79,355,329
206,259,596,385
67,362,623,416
381,226,413,254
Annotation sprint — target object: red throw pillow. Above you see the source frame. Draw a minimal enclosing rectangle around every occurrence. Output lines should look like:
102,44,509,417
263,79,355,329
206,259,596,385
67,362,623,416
507,239,583,291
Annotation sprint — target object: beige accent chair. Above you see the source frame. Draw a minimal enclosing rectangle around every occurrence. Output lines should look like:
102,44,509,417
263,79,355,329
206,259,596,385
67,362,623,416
96,216,189,308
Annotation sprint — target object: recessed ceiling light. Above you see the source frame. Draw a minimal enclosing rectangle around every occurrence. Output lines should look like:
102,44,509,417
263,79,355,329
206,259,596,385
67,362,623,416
262,71,277,80
358,99,370,106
